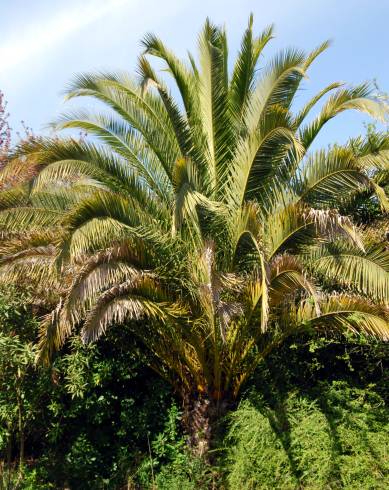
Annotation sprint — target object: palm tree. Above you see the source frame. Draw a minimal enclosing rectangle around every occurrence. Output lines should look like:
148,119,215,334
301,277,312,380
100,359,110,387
0,16,389,455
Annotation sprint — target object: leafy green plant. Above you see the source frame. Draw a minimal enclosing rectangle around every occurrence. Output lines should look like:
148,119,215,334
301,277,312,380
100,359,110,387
0,464,51,490
41,331,174,489
0,289,39,475
135,404,214,489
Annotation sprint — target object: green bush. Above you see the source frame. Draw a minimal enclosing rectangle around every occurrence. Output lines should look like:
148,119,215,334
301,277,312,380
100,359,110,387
38,334,174,489
0,288,175,489
225,381,389,489
0,465,52,490
133,404,213,489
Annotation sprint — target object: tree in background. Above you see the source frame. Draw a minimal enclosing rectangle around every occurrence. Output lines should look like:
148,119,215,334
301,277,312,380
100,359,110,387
0,16,388,455
0,290,38,486
0,92,11,171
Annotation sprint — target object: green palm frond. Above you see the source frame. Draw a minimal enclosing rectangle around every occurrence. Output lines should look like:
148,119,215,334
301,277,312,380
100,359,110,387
307,241,389,303
295,294,389,340
138,55,193,159
296,147,370,207
293,81,344,127
196,19,235,187
244,39,330,135
295,142,389,209
300,83,388,150
0,185,30,210
62,72,181,175
54,112,174,195
269,253,319,308
0,207,62,232
141,31,199,125
230,17,274,123
226,125,303,209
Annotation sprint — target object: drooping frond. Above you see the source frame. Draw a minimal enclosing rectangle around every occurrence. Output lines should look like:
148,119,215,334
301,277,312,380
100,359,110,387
0,244,58,288
306,242,389,303
80,276,171,343
65,262,145,325
269,253,319,309
63,71,181,163
295,294,389,340
0,184,30,210
0,207,62,232
300,83,389,150
295,142,389,210
264,204,363,258
38,300,72,363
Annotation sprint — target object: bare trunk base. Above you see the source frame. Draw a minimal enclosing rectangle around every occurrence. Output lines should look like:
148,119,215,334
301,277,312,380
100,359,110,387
182,392,230,461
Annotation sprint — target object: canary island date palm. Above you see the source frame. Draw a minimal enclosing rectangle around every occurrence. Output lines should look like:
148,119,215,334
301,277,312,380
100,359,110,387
1,16,389,455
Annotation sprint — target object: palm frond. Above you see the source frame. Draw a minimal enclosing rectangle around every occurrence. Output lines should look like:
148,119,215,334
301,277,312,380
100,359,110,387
300,83,388,150
293,81,344,127
265,204,363,257
307,242,389,303
269,253,319,309
230,17,274,122
197,19,234,187
295,294,389,340
81,276,170,343
141,32,200,126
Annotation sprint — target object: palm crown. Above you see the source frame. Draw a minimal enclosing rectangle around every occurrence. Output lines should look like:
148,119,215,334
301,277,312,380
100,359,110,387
1,17,389,447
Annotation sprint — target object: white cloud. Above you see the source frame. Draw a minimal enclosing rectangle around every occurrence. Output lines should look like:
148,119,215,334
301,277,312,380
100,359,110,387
0,0,135,72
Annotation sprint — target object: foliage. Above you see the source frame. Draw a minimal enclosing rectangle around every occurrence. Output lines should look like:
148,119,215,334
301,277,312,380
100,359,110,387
340,123,389,225
0,465,51,490
133,404,213,489
0,287,388,489
0,288,174,489
0,288,39,476
223,332,389,489
0,21,388,442
225,381,388,489
138,333,389,489
35,331,173,489
0,333,35,452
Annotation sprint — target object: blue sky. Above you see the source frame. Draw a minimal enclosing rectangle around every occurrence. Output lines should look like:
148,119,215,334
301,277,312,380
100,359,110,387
1,0,388,147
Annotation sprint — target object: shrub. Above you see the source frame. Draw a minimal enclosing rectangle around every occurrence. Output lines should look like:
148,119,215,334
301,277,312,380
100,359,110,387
225,382,389,489
134,404,214,489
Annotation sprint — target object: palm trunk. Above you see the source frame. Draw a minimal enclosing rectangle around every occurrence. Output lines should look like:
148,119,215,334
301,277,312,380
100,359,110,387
181,390,230,460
